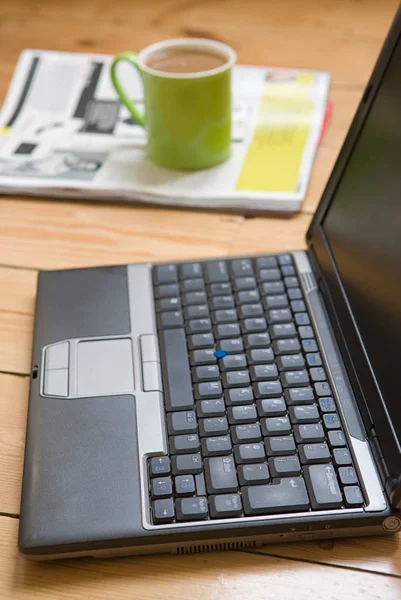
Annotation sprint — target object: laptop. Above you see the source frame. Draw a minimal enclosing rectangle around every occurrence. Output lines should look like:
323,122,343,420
19,8,401,560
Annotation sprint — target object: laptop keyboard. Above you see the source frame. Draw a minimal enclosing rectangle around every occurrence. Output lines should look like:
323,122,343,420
148,254,364,525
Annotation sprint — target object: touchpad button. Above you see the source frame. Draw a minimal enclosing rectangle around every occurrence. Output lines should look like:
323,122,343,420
77,339,134,397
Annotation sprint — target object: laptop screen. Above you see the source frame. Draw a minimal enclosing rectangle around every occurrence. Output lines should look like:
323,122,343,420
321,37,401,444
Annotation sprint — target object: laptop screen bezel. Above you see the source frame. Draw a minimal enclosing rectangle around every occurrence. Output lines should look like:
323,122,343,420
306,6,401,493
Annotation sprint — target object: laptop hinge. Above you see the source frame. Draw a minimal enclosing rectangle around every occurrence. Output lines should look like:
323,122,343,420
368,428,393,497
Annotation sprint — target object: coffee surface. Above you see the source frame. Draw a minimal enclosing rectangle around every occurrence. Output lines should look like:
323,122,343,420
146,48,226,73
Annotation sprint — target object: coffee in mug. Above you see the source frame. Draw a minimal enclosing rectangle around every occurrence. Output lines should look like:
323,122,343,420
145,48,226,74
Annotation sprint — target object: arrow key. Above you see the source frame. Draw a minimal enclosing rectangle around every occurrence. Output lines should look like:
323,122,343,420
152,498,175,524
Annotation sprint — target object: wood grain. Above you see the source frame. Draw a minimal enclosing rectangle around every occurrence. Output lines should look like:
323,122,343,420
1,516,401,600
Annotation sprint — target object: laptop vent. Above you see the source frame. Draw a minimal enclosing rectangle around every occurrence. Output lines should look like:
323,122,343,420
301,272,317,293
175,540,260,554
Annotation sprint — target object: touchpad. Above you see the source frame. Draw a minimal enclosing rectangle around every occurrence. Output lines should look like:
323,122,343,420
77,339,134,397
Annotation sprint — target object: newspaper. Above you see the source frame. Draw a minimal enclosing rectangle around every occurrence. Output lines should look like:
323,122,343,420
0,49,330,213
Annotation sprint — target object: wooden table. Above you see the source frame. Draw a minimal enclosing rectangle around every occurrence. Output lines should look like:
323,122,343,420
1,0,401,597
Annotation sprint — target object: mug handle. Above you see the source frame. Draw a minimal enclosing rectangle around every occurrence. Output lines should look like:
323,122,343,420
110,52,146,128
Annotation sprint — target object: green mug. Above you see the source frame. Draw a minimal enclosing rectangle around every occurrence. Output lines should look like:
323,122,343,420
110,38,236,170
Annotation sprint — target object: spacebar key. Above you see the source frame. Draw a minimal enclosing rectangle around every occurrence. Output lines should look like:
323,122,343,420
161,328,194,411
242,477,310,515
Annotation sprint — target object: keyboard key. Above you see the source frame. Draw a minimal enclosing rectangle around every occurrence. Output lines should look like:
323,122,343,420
205,456,238,493
199,416,229,437
295,312,311,326
242,478,309,515
228,404,258,424
201,435,232,456
284,276,299,288
222,370,250,387
151,477,173,498
339,466,358,486
156,283,179,298
211,295,235,309
221,354,247,371
257,397,287,417
269,455,301,477
273,338,301,355
255,380,283,398
265,435,296,456
268,309,292,323
196,398,225,418
210,493,243,518
194,381,223,399
238,463,270,485
169,433,200,454
261,416,291,436
231,423,262,443
278,254,292,266
284,386,315,405
187,318,212,334
155,264,178,284
213,309,238,324
159,310,184,328
306,352,322,367
333,448,352,466
157,297,181,311
304,464,343,509
256,256,278,269
264,294,289,309
294,423,325,443
261,281,285,295
328,430,347,448
310,367,327,382
238,290,260,303
344,486,364,507
172,453,203,475
234,442,265,463
180,262,203,279
234,277,257,291
319,397,336,413
195,473,206,496
277,353,305,370
298,326,315,339
182,278,205,292
150,456,171,477
239,303,264,318
167,411,197,435
323,413,342,430
225,387,254,405
299,443,331,465
188,332,214,349
302,339,318,353
271,323,297,338
190,348,217,365
205,261,229,283
250,364,279,381
176,496,209,520
259,268,281,282
185,304,209,319
247,348,274,364
193,365,220,382
281,370,309,387
153,498,175,523
291,300,306,312
281,265,295,276
231,258,254,277
170,434,200,455
175,475,195,496
210,282,232,295
162,328,194,411
289,404,320,424
314,382,332,396
288,287,303,300
218,338,244,353
245,332,271,348
242,318,268,333
216,323,241,338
